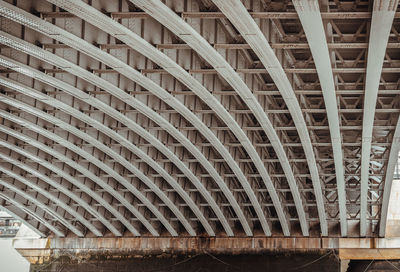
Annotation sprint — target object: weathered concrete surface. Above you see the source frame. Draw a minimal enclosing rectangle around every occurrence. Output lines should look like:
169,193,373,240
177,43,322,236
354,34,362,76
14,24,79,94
13,237,400,265
29,252,340,272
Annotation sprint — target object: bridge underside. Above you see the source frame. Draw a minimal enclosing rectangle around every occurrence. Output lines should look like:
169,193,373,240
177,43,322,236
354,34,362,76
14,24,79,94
1,0,400,244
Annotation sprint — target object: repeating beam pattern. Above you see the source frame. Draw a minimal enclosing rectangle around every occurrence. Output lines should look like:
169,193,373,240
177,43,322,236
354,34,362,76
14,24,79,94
0,0,398,238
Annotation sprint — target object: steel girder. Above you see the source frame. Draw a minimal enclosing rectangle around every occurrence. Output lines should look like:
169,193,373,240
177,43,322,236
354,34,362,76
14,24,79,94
210,0,326,237
292,0,346,236
360,0,399,236
379,112,400,237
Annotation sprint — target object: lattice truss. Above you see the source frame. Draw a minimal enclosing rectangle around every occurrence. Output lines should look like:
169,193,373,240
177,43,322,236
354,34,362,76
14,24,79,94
0,0,399,238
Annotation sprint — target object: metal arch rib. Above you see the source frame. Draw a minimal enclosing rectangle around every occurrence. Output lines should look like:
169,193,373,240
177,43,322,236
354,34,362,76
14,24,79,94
0,79,192,236
0,120,119,236
1,3,252,236
0,158,99,237
0,122,136,237
0,98,173,236
0,192,64,237
209,0,323,236
292,0,344,236
0,92,195,236
0,56,215,237
2,1,266,237
0,75,197,237
0,33,223,237
0,175,84,237
43,0,288,236
128,0,297,235
360,0,398,236
379,115,400,237
0,205,45,237
0,7,232,237
0,96,160,236
0,111,130,236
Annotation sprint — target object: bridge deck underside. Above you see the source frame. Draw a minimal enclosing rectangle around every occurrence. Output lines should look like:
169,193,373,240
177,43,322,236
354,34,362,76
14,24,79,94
0,0,399,238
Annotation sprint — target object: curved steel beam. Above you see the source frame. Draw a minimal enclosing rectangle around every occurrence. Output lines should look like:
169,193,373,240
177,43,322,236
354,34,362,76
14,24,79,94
0,14,246,237
0,192,64,237
292,0,345,236
0,124,124,236
0,175,84,237
210,0,325,236
131,0,300,235
0,155,100,236
0,0,290,236
0,84,190,236
0,32,226,236
44,0,289,236
0,205,45,237
0,97,161,236
0,77,196,236
379,115,400,237
360,0,398,236
0,55,215,236
0,110,134,236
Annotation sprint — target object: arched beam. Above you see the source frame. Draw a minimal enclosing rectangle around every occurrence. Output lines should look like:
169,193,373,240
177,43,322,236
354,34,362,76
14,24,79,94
0,96,161,236
0,125,109,237
42,0,291,236
0,109,133,236
0,175,84,237
0,31,231,236
0,192,64,237
360,0,398,236
0,6,239,237
0,55,215,236
1,0,272,236
0,205,45,237
379,116,400,236
129,0,303,235
292,0,345,236
0,85,190,236
0,124,129,236
0,75,196,236
0,155,100,236
210,0,326,236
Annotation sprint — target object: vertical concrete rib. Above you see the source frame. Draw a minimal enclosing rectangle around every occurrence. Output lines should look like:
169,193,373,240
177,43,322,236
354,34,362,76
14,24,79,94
360,0,398,236
292,0,345,236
